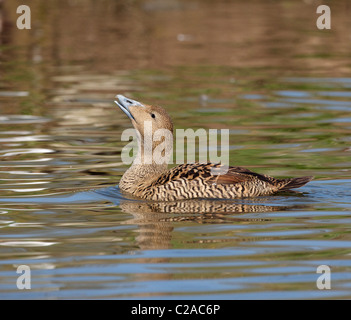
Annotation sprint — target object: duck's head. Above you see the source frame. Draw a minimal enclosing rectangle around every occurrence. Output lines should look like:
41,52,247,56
115,95,173,165
115,95,173,136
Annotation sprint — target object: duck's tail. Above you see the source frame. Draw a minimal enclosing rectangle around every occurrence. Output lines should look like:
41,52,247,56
278,176,314,191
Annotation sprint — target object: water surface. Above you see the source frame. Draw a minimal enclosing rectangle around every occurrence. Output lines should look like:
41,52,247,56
0,0,351,299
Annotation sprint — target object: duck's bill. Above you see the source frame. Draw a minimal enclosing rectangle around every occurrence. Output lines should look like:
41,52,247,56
114,95,144,121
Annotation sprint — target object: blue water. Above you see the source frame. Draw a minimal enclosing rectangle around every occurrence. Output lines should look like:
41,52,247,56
1,178,350,299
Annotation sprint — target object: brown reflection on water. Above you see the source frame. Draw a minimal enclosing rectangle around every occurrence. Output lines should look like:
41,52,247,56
2,0,351,74
119,198,308,250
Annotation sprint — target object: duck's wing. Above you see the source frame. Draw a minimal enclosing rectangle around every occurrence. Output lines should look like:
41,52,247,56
151,162,312,191
210,164,274,185
211,165,313,190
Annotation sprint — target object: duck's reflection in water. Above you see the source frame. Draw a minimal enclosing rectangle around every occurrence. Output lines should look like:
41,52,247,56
118,197,308,250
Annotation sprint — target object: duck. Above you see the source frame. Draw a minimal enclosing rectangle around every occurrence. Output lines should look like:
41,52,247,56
114,95,313,201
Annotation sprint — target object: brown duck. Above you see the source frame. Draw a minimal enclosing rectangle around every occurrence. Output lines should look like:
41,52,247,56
115,95,313,201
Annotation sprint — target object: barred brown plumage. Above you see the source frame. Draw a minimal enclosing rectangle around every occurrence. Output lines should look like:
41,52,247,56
115,95,313,201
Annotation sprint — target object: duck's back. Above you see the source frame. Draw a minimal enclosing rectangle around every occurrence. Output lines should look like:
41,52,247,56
133,162,313,201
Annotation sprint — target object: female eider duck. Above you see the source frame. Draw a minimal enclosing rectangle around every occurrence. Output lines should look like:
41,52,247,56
115,95,313,201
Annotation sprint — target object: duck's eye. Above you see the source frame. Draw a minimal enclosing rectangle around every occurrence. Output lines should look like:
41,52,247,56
151,113,156,119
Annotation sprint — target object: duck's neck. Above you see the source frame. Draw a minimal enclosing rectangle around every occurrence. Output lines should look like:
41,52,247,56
119,163,168,194
119,141,171,194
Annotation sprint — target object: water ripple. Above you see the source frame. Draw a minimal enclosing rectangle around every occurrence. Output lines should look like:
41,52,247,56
0,115,51,124
0,148,55,157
